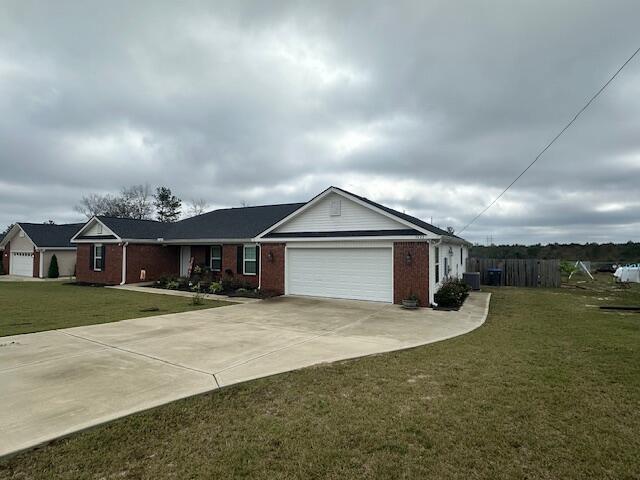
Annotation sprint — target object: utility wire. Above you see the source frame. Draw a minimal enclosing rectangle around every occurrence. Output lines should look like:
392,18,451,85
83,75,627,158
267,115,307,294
458,46,640,235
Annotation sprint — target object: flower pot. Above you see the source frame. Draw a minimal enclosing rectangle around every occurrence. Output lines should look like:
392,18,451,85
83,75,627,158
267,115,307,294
402,299,419,309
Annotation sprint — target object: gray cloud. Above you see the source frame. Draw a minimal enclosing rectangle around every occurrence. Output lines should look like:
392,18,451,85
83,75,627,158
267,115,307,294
1,0,639,244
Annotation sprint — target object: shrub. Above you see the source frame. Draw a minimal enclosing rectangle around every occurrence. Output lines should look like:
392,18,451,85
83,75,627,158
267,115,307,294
434,278,471,309
166,280,180,290
209,281,223,294
48,254,60,278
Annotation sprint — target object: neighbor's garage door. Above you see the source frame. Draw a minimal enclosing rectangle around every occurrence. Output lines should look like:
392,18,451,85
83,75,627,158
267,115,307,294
286,247,392,302
10,251,33,277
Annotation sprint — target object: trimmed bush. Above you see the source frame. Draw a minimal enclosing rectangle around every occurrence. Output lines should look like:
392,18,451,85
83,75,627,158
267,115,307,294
434,278,471,309
48,254,60,278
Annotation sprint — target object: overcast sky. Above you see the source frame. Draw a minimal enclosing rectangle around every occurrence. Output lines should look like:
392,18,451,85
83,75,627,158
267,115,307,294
1,1,639,244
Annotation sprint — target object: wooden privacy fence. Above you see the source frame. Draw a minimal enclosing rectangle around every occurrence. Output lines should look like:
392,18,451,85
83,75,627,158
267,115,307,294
466,258,561,288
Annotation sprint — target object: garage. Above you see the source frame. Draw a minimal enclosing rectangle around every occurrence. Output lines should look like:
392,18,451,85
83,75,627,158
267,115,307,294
286,247,393,302
10,251,34,277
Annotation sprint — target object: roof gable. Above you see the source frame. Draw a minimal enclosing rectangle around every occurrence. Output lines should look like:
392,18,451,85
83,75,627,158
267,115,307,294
2,223,84,248
273,192,406,234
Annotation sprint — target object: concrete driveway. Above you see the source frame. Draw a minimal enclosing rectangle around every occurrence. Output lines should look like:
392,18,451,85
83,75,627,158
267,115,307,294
0,292,490,457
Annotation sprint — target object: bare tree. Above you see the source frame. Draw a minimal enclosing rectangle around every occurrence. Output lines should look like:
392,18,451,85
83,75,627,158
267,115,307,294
446,226,455,235
187,198,208,217
74,184,154,219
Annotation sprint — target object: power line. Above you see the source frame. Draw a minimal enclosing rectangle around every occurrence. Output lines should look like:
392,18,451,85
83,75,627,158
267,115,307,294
458,46,640,235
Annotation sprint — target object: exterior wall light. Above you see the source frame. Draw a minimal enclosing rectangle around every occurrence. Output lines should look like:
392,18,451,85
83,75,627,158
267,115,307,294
267,251,274,262
405,252,412,265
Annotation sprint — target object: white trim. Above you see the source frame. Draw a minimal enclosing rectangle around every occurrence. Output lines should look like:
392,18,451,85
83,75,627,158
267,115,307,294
1,224,37,250
161,238,252,245
242,244,257,276
210,245,222,272
286,241,393,249
120,242,128,285
70,217,121,243
257,243,262,289
258,235,431,243
93,244,104,271
38,248,45,278
284,245,289,295
254,187,441,240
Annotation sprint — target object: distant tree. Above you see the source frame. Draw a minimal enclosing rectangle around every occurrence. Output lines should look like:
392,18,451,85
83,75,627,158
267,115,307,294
44,220,56,225
1,224,14,238
154,187,182,223
48,254,59,278
187,198,208,217
74,184,154,219
446,226,455,235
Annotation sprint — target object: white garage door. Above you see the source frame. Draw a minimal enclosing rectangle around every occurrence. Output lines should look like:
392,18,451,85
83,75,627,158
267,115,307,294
10,251,33,277
286,247,392,302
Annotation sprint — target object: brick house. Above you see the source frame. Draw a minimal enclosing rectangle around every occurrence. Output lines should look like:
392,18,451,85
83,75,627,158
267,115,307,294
71,187,470,306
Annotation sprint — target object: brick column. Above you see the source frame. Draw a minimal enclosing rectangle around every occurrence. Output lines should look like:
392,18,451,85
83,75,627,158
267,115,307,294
393,242,429,306
260,243,286,295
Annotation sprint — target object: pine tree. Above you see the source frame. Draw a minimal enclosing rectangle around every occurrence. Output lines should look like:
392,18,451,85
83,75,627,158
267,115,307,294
48,254,59,278
154,187,182,223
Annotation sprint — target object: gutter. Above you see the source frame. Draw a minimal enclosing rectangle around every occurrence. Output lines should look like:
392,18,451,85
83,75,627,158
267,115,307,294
120,242,129,285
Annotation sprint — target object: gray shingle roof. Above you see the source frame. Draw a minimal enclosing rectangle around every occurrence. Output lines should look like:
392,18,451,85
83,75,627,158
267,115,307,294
93,203,305,240
97,217,169,240
18,223,85,248
164,203,305,240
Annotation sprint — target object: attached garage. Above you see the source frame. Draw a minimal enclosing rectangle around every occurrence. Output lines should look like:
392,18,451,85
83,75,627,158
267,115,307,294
286,246,393,302
10,251,34,276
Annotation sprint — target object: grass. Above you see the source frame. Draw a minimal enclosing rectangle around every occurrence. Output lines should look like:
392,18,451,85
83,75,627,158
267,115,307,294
1,275,639,479
0,282,231,336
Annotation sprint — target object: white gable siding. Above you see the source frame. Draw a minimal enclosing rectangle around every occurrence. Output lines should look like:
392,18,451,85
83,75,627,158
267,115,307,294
276,193,405,233
9,228,35,251
84,220,115,237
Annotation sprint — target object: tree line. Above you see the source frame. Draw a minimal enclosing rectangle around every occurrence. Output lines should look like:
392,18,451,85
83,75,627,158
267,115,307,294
74,184,208,223
470,242,640,263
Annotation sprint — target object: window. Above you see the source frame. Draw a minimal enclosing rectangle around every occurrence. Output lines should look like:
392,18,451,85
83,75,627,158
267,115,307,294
434,246,440,283
210,245,222,271
243,245,257,275
93,244,104,271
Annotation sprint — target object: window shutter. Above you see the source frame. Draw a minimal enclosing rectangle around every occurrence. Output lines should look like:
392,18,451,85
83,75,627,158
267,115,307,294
237,245,243,274
89,244,94,270
255,245,260,275
205,247,211,269
102,245,106,270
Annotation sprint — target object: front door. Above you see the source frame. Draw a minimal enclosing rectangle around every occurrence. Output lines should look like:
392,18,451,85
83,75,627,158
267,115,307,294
180,246,191,277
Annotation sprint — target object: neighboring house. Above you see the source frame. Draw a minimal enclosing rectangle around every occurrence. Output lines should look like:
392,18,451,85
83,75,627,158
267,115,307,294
0,223,84,278
71,187,470,306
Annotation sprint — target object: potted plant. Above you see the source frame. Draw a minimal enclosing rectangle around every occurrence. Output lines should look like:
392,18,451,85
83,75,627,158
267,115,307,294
402,293,420,309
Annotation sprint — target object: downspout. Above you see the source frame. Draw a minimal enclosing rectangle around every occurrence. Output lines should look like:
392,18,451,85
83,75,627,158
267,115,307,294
39,248,45,278
257,242,262,290
429,239,443,307
120,242,129,285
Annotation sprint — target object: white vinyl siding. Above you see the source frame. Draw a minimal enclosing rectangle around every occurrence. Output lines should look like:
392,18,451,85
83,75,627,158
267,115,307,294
286,246,392,302
10,251,33,276
276,192,405,233
42,250,76,277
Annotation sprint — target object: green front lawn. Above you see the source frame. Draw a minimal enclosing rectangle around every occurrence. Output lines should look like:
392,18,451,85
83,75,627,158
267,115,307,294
0,282,231,336
1,275,639,479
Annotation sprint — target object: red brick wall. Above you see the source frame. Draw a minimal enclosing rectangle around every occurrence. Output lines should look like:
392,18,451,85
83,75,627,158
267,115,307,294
221,244,258,287
393,242,429,306
1,242,9,275
33,249,40,278
126,244,179,283
260,243,285,295
76,244,123,285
